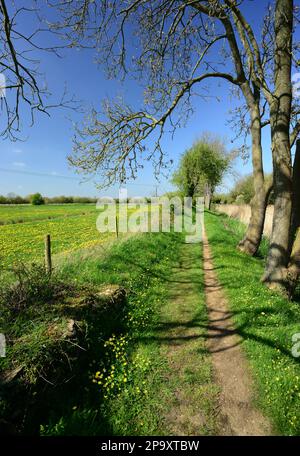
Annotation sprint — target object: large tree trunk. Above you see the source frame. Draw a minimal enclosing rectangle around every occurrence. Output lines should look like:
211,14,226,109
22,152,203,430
238,182,272,256
289,140,300,249
287,230,300,299
286,140,300,298
238,104,267,255
262,0,293,290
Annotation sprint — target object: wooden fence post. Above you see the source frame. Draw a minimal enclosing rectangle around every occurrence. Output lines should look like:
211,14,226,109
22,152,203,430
116,214,119,238
44,234,52,274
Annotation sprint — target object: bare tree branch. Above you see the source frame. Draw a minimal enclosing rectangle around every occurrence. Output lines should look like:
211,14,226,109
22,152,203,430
0,0,79,139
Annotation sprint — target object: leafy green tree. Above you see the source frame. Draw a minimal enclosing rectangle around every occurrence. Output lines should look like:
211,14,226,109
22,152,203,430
30,193,45,206
172,149,205,199
172,136,230,209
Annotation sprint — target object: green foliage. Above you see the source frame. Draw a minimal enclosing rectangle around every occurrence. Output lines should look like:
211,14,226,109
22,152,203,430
0,194,29,204
30,192,45,205
235,194,246,205
230,174,254,203
45,196,97,204
230,173,274,204
205,211,300,435
0,195,97,205
172,134,230,198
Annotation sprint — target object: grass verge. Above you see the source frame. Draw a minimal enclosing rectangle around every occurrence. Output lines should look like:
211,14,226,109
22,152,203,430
39,230,185,435
205,210,300,435
41,230,218,435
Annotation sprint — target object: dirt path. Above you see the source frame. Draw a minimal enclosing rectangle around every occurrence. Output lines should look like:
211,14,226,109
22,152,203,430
202,225,272,436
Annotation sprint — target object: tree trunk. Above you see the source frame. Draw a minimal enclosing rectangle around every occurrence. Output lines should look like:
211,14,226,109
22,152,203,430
238,104,266,255
289,140,300,250
262,0,293,290
204,183,212,210
238,182,272,256
286,140,300,298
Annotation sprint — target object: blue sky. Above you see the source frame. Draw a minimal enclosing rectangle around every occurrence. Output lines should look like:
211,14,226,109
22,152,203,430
0,1,292,198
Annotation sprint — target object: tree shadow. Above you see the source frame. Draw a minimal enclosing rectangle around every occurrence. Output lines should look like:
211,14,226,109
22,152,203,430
135,301,300,362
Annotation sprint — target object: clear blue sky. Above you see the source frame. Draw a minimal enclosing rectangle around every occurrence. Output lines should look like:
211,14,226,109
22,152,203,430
1,0,296,198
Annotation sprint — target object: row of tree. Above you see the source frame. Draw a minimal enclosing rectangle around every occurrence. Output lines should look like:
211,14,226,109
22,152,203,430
0,194,97,205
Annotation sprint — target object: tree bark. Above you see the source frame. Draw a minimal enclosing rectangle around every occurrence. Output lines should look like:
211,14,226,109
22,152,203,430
285,140,300,298
287,230,300,298
262,0,293,290
289,139,300,249
204,183,212,210
238,181,273,256
238,103,267,255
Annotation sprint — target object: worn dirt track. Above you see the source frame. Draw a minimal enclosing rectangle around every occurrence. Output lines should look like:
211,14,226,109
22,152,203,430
202,224,272,436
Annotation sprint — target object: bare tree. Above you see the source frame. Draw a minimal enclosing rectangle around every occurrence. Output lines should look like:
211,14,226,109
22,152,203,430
50,0,300,294
0,0,78,140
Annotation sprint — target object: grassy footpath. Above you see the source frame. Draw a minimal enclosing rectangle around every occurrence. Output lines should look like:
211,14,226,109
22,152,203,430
37,231,179,435
156,243,219,435
205,211,300,435
40,232,218,435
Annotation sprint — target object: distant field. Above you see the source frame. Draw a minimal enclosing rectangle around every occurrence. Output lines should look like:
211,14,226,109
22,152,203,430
0,203,96,225
0,204,115,267
0,214,109,268
0,204,149,267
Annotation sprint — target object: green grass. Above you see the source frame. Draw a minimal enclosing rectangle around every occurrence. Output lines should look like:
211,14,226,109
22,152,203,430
0,204,108,267
205,211,300,435
37,230,185,435
40,231,218,436
1,230,184,434
155,242,219,435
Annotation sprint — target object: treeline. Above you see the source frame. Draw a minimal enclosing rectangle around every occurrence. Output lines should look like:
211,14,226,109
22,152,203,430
0,194,97,204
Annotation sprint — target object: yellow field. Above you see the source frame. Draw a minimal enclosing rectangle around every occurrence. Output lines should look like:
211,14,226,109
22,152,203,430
0,204,153,267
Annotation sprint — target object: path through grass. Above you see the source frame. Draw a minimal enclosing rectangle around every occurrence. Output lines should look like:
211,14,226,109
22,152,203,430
205,211,300,435
39,233,219,435
157,242,220,435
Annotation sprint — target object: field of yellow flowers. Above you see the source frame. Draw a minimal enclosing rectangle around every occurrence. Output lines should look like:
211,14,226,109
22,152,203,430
0,204,151,267
0,213,108,267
